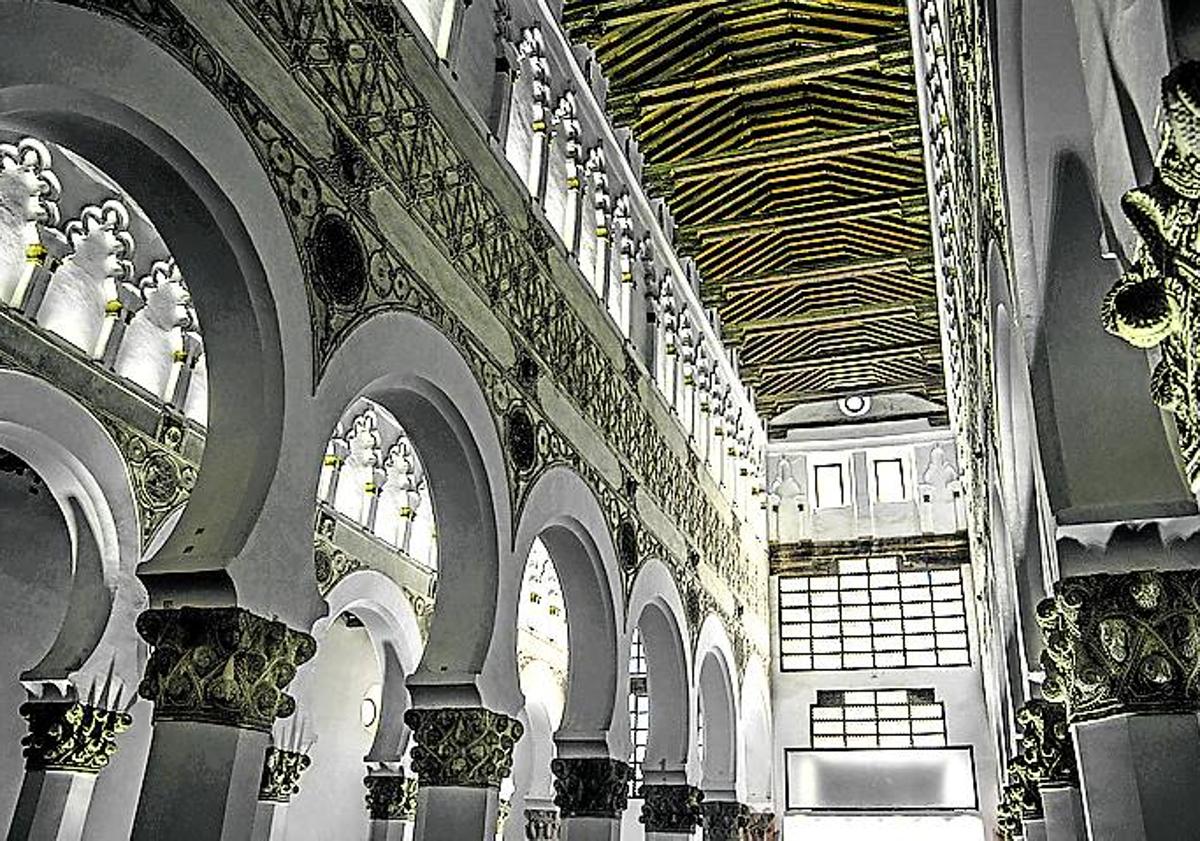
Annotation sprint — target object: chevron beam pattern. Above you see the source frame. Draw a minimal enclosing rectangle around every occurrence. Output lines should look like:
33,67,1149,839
565,0,944,419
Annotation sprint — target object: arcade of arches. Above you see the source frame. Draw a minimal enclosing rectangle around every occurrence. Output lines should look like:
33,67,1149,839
1,1,1199,840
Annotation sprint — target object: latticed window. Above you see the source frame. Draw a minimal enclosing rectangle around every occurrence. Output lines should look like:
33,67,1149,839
628,627,649,797
810,688,947,748
778,557,969,671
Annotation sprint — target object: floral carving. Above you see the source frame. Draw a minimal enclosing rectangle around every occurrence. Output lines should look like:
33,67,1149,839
19,700,131,773
639,783,703,833
1015,699,1078,788
404,707,523,788
551,757,630,819
259,747,311,802
1038,570,1200,723
997,756,1042,839
364,774,418,820
701,801,749,841
136,607,316,731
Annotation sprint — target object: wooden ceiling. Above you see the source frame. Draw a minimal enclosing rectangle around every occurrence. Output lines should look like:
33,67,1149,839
563,0,945,421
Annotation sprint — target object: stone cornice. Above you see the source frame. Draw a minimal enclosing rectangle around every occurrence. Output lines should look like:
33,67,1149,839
770,531,969,577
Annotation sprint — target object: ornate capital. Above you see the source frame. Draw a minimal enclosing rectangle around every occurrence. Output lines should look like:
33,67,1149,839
258,747,311,802
743,811,777,841
700,800,748,841
997,757,1042,840
550,757,631,819
19,701,131,773
403,707,523,788
524,808,560,839
1015,699,1078,788
364,774,418,821
1037,570,1200,722
638,783,704,832
136,607,316,731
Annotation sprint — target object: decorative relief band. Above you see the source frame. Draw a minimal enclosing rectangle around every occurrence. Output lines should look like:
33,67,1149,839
136,607,316,731
1038,570,1200,722
403,707,522,788
551,757,631,819
19,700,131,774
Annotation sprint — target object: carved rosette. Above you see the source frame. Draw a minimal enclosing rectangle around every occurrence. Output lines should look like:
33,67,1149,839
1104,61,1200,486
403,707,523,788
1015,699,1078,788
136,607,317,731
700,801,748,841
19,701,131,773
638,783,704,832
550,757,631,819
364,774,418,821
743,810,777,841
258,747,311,802
524,808,560,839
1037,570,1200,723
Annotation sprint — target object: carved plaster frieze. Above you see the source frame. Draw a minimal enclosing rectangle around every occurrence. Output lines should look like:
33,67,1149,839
1038,570,1200,722
136,607,316,731
403,707,522,788
259,747,311,802
1104,62,1200,488
1015,699,1078,788
364,774,418,821
550,757,630,819
700,801,749,841
19,700,131,773
638,783,703,833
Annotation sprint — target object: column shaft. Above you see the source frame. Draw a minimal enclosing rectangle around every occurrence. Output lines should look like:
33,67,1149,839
6,771,95,841
1041,786,1086,841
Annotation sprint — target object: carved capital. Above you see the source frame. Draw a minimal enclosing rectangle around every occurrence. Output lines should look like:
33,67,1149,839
1038,570,1200,722
258,747,311,802
997,757,1042,840
700,801,748,841
19,701,131,773
403,707,523,788
638,783,704,832
1015,699,1078,788
743,810,777,841
550,757,630,819
364,774,418,821
136,607,316,731
524,808,560,839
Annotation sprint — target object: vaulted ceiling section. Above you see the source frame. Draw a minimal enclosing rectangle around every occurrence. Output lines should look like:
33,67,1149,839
564,0,944,421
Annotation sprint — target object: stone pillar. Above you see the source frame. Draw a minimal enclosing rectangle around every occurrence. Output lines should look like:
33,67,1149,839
1038,570,1200,841
550,757,629,841
129,607,316,841
742,811,776,841
700,801,747,841
250,747,311,841
364,773,418,841
639,784,702,840
1041,786,1086,841
404,707,522,841
523,808,560,839
1022,818,1048,841
6,700,131,841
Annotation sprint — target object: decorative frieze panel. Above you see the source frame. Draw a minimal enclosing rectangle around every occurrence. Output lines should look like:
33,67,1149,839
259,747,311,802
550,756,630,819
1103,62,1200,490
403,706,522,788
638,783,703,833
19,700,131,773
1038,570,1200,722
135,606,316,731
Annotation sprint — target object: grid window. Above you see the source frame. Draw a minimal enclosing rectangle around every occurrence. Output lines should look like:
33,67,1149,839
628,628,649,797
810,688,948,748
874,458,906,502
814,464,846,508
778,559,970,671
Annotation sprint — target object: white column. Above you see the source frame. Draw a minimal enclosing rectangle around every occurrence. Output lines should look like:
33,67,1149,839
1074,713,1200,841
413,786,498,841
1041,786,1086,841
7,771,95,841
